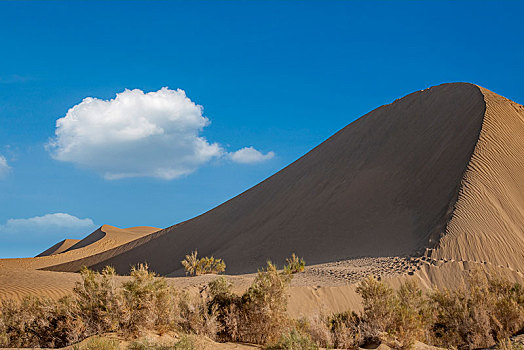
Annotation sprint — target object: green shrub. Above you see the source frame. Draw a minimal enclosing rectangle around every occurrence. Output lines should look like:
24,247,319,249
266,328,318,350
181,250,226,276
284,253,306,274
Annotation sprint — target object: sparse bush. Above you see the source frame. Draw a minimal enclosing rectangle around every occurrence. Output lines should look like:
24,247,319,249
177,291,218,339
356,276,396,341
328,311,362,349
297,315,333,348
0,295,86,348
428,272,524,349
181,250,226,276
121,263,177,336
209,261,293,344
74,266,121,335
284,253,306,274
266,328,318,350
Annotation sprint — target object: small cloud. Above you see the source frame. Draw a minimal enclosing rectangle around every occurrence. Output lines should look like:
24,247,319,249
0,213,96,236
0,213,97,257
0,155,10,179
47,88,274,180
229,147,275,164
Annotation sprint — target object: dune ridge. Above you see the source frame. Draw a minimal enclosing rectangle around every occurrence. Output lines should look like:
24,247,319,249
0,225,159,271
36,239,80,257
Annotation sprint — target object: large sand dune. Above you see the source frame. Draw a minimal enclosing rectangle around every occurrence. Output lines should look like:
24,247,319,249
0,82,522,319
42,83,523,278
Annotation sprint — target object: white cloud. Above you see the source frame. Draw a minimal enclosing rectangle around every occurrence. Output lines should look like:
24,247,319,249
0,213,96,237
47,88,274,180
228,147,275,164
0,155,10,178
0,213,97,258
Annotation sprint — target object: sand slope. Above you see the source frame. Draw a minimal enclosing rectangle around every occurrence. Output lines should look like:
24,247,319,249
0,225,159,271
45,82,501,276
36,239,80,257
431,87,524,271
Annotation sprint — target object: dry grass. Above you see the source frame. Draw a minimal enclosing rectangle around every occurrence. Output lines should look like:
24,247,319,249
181,250,226,276
284,253,306,274
0,263,522,349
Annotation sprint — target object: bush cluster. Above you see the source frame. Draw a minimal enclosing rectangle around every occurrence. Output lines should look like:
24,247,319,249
181,250,226,276
284,253,306,274
0,258,523,350
296,274,524,350
208,261,293,344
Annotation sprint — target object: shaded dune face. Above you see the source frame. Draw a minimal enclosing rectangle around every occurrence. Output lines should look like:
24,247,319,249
36,239,80,257
45,83,488,275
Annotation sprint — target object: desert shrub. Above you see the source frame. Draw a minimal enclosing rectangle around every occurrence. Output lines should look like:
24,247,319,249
120,263,177,336
488,278,524,340
181,250,226,276
328,311,362,349
73,336,120,350
266,328,319,350
238,261,293,344
177,290,218,339
356,276,397,341
0,295,87,348
209,261,293,344
392,280,430,348
74,266,122,334
428,273,524,349
284,253,306,274
297,315,333,348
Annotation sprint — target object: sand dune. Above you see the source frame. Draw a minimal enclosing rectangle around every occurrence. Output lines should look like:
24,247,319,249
1,82,522,319
0,225,159,271
45,82,502,276
36,239,80,257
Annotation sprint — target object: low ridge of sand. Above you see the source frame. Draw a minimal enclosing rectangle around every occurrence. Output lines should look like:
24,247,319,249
0,82,522,321
36,239,81,257
0,225,159,271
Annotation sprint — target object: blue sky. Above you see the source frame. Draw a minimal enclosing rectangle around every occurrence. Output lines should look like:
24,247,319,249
0,1,523,257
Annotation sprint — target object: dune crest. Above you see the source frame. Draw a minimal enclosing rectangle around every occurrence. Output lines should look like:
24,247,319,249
36,239,80,257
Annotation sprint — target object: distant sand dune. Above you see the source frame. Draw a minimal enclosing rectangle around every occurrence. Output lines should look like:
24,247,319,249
0,225,159,271
36,239,80,257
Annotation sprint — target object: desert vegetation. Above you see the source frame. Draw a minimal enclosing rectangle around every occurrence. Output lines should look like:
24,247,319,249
284,253,306,274
0,261,523,349
180,250,226,276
